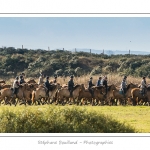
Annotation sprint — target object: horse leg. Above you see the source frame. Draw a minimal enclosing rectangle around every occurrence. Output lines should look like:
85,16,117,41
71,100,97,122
132,97,137,106
91,98,95,106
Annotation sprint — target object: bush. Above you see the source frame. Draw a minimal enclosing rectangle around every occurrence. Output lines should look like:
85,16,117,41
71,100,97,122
90,66,102,75
0,106,136,133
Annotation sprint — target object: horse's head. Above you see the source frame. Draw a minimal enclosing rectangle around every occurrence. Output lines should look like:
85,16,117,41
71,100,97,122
127,83,137,90
0,80,5,84
27,79,37,84
108,84,116,91
79,84,85,92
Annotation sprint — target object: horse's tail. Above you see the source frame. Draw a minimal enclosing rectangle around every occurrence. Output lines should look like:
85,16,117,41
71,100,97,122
130,89,134,99
0,91,1,100
31,91,35,104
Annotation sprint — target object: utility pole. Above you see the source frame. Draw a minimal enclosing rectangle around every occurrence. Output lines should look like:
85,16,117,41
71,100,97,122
103,49,104,55
90,49,91,54
129,41,131,55
22,45,23,49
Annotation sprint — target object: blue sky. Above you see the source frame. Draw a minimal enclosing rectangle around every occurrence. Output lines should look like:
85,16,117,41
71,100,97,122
0,17,150,52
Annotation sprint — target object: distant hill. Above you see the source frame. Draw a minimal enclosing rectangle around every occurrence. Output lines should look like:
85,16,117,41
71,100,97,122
71,48,150,55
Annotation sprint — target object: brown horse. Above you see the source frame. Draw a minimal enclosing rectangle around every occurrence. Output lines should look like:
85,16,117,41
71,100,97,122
19,83,39,105
146,86,150,106
130,87,148,106
113,83,138,105
125,83,138,105
106,83,137,106
31,85,47,105
56,84,85,105
27,79,37,84
0,83,31,106
0,84,11,90
0,80,5,84
105,84,117,105
48,83,61,104
78,85,105,106
31,83,60,105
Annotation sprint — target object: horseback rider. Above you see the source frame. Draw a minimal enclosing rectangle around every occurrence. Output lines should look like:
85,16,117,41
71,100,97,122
68,75,74,97
53,76,57,83
44,76,52,97
88,77,95,98
102,76,108,95
96,76,102,86
120,76,127,95
19,75,26,84
38,73,45,85
140,76,147,96
12,76,20,97
20,72,26,82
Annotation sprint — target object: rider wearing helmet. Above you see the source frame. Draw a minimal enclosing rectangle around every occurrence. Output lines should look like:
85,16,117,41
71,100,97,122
140,76,147,96
120,76,127,95
12,76,20,97
53,76,57,83
68,75,74,97
96,76,102,86
19,75,25,84
88,77,95,98
102,76,108,95
44,76,52,97
38,73,44,85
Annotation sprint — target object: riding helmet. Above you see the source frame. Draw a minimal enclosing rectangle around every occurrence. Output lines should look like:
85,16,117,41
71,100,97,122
70,75,74,78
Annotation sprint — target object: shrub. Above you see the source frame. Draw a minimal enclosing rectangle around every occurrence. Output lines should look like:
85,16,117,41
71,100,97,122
0,106,136,133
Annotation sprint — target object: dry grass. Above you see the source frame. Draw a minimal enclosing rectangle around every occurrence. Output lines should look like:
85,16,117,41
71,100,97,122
1,74,149,88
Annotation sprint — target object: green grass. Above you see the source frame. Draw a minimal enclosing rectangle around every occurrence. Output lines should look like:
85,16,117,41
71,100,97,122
0,105,149,133
84,105,150,133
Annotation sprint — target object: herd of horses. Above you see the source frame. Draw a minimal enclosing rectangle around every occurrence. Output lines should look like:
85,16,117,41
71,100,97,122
0,79,150,106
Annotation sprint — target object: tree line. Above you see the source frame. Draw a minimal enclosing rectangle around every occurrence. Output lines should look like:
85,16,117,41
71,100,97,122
0,47,150,78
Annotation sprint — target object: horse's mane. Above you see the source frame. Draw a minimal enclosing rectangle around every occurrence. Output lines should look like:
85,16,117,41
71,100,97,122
126,84,131,91
27,79,36,83
147,85,150,90
127,83,137,90
107,84,116,91
73,84,81,90
92,85,104,90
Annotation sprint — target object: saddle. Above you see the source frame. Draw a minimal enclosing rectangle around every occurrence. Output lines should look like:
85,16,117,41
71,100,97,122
140,89,146,96
119,89,124,95
85,88,90,92
62,84,68,89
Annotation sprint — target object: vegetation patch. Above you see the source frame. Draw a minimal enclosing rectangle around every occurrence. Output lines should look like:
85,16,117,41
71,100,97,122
0,105,136,133
1,47,150,78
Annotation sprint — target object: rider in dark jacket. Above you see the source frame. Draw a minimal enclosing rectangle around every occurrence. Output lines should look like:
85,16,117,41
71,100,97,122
45,76,51,97
53,76,57,83
88,77,95,98
102,76,108,95
68,75,74,97
19,75,25,84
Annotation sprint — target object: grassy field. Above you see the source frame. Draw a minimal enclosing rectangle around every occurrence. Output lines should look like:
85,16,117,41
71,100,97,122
0,105,150,133
85,105,150,133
